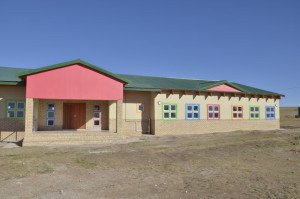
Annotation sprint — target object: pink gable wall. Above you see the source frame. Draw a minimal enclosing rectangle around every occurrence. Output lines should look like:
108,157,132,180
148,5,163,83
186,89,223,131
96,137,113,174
26,64,124,100
207,84,241,93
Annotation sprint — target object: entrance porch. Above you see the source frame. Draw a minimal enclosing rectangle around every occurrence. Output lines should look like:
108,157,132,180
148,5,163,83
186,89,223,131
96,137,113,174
24,98,123,141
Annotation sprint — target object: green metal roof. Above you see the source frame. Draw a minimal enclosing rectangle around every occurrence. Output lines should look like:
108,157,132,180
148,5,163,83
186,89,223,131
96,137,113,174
0,66,31,85
118,74,284,96
0,60,283,96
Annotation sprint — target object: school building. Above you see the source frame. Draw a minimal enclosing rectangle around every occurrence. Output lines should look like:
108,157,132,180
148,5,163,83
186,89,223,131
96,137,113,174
0,60,283,145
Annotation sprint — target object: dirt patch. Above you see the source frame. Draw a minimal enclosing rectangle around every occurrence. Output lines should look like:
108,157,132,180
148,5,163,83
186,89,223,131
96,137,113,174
0,129,299,199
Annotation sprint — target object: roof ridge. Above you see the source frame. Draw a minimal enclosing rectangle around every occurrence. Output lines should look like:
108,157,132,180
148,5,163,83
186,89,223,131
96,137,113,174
0,66,31,70
118,73,221,82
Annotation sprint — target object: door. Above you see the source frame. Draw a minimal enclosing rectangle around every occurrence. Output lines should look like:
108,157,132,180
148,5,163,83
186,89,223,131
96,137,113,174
63,103,86,129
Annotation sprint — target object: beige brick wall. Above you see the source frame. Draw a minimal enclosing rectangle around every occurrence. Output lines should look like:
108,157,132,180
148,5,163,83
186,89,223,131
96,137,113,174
152,91,280,135
120,91,152,134
154,119,280,135
0,85,26,132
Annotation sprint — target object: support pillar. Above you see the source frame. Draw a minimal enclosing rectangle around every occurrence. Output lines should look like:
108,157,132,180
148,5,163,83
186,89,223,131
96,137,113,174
116,99,123,133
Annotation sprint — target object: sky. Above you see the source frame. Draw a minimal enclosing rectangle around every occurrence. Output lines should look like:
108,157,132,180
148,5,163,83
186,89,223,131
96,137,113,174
0,0,299,106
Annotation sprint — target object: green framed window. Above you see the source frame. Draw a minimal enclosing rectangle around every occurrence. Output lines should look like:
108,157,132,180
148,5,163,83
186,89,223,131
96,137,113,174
162,103,177,119
250,106,260,119
6,100,25,119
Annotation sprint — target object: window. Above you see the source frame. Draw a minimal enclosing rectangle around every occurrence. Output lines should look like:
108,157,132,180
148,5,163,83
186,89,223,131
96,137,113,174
136,103,144,112
7,101,25,118
94,105,101,126
207,104,220,120
47,104,55,126
266,106,275,120
232,106,243,119
163,104,177,119
250,106,260,119
186,104,200,120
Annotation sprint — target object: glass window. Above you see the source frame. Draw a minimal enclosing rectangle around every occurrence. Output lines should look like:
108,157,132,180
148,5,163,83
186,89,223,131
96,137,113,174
186,104,200,120
163,104,177,119
17,102,25,109
17,111,24,118
250,106,260,119
8,102,15,109
93,105,101,127
207,105,220,120
94,112,100,118
265,106,275,120
94,120,100,126
47,103,55,126
137,103,144,112
232,106,243,119
7,111,15,118
47,120,54,126
6,101,25,119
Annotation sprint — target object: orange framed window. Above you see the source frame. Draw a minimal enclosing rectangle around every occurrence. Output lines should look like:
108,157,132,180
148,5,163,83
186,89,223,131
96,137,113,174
232,106,243,119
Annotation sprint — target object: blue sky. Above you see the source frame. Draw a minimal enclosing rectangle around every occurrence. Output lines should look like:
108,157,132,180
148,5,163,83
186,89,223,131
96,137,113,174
0,0,299,106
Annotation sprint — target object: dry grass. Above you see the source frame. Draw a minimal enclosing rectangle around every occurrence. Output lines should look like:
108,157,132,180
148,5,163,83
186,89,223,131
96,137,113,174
0,127,299,198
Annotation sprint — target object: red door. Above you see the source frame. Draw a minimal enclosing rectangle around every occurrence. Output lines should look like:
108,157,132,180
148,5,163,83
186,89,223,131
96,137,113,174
63,103,86,129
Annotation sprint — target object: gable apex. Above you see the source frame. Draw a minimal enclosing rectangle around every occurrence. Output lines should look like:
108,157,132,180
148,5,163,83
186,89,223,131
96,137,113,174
18,59,129,84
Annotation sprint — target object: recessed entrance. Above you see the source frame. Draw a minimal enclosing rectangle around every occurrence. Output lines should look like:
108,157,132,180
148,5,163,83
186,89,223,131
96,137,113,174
63,103,86,129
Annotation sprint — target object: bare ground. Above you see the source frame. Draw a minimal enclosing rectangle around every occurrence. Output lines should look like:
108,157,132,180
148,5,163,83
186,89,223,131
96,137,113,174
0,127,299,198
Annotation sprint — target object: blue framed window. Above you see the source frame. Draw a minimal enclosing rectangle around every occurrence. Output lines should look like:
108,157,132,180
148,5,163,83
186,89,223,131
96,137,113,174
265,106,275,120
186,104,200,120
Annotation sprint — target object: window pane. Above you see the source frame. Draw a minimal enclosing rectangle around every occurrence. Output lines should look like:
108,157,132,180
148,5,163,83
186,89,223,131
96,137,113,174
47,111,54,118
271,107,275,112
7,111,15,118
94,120,100,126
255,107,259,112
209,113,213,118
238,113,243,118
238,107,242,112
94,105,100,111
48,104,55,111
255,113,259,118
164,105,169,111
17,111,24,118
94,112,100,118
251,107,254,112
208,106,213,111
266,107,270,112
233,113,237,118
214,106,219,111
171,112,176,118
17,102,25,109
271,114,275,118
251,113,254,118
214,113,219,118
47,120,54,126
233,107,237,111
187,113,192,118
187,105,192,111
164,112,169,118
194,113,199,118
267,114,270,118
193,105,198,111
8,102,15,109
171,105,176,111
138,105,144,111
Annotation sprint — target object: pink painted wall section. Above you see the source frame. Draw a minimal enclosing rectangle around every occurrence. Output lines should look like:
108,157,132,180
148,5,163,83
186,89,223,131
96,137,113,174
26,64,124,100
207,84,241,93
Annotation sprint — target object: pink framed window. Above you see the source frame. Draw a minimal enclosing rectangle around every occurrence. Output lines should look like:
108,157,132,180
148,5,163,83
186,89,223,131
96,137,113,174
207,104,220,120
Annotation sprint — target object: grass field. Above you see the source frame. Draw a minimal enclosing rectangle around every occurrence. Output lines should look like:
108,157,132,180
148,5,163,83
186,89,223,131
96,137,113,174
0,121,299,198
